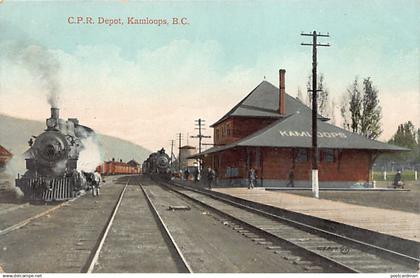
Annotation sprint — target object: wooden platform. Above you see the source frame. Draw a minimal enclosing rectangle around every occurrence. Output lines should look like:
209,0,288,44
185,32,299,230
213,188,420,243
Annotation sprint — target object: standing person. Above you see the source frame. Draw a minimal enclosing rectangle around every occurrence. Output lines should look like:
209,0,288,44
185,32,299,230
287,168,295,187
207,167,215,189
193,168,199,183
184,168,190,181
92,171,102,196
248,168,257,189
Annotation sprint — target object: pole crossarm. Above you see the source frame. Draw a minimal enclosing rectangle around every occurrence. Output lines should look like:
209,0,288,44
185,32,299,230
307,89,324,92
301,43,330,47
301,32,330,37
191,118,212,170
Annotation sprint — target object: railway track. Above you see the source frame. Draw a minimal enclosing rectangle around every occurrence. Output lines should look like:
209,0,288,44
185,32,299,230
139,183,192,273
0,176,131,272
161,180,419,273
87,177,191,273
140,177,328,272
0,176,127,239
0,195,80,238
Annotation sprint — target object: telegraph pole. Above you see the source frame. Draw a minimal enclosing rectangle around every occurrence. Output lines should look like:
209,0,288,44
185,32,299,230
170,139,174,167
190,118,211,170
301,30,330,199
177,133,182,172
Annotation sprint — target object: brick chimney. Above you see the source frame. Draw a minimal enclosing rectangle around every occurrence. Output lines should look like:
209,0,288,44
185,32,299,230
279,69,286,115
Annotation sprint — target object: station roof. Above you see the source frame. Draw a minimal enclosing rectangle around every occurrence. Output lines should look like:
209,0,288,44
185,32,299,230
127,159,140,166
211,81,328,127
195,112,408,157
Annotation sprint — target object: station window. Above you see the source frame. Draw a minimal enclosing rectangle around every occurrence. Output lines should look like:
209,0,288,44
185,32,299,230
321,149,335,163
296,149,308,162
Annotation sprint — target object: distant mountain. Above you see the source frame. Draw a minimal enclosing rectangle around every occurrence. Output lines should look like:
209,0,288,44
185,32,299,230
0,113,151,175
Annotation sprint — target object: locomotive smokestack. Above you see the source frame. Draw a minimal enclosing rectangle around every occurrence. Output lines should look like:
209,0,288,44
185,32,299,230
51,107,59,119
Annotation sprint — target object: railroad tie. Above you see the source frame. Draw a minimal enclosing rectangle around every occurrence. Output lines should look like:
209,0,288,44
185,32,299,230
243,234,260,239
257,241,273,245
293,260,312,266
266,246,283,250
304,265,323,272
274,250,292,255
283,255,301,261
168,205,191,211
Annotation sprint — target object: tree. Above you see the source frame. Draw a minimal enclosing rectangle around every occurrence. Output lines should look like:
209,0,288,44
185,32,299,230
306,73,330,117
330,99,337,125
297,86,304,103
340,77,382,139
360,78,382,139
340,92,351,130
389,121,417,148
417,128,420,164
388,121,418,163
349,78,363,133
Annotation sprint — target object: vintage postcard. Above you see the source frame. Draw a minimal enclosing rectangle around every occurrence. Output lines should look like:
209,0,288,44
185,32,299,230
0,0,419,276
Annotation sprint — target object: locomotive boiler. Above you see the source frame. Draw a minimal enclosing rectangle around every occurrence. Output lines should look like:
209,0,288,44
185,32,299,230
15,107,95,201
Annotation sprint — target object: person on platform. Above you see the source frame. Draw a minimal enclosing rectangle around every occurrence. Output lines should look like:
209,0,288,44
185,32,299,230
248,168,257,189
207,167,216,189
393,170,404,188
184,168,190,181
193,168,199,183
287,168,295,187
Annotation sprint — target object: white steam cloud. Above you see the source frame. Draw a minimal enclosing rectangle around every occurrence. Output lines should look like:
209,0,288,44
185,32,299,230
2,41,61,108
77,135,102,173
0,156,25,199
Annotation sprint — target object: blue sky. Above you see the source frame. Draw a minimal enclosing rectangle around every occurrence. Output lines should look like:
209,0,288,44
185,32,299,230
0,0,419,151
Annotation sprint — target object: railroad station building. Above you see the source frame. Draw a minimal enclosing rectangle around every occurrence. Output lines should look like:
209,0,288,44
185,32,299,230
196,69,406,188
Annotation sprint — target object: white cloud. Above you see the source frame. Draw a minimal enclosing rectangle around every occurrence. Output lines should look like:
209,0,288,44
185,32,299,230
0,39,419,153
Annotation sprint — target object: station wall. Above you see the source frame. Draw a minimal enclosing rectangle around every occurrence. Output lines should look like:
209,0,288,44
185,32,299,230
203,147,371,187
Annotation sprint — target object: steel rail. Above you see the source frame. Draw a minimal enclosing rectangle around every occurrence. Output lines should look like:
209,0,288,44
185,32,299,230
160,180,355,273
139,183,193,273
166,180,420,272
83,179,129,273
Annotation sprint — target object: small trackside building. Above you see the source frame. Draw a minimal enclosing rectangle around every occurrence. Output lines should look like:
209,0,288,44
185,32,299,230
0,145,13,168
195,69,407,188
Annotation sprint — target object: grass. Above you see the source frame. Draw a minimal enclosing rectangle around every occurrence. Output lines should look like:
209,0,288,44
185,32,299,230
373,170,418,181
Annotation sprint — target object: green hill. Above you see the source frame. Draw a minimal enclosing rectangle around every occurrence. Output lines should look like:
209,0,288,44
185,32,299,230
0,113,151,176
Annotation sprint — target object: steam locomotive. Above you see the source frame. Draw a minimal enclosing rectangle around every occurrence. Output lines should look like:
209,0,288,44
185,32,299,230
15,107,97,201
142,148,171,180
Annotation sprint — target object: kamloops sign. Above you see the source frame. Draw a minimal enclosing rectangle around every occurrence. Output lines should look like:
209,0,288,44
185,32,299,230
279,130,347,138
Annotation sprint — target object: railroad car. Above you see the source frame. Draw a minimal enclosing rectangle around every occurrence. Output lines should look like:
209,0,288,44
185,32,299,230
96,160,141,175
15,107,97,201
142,148,171,180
